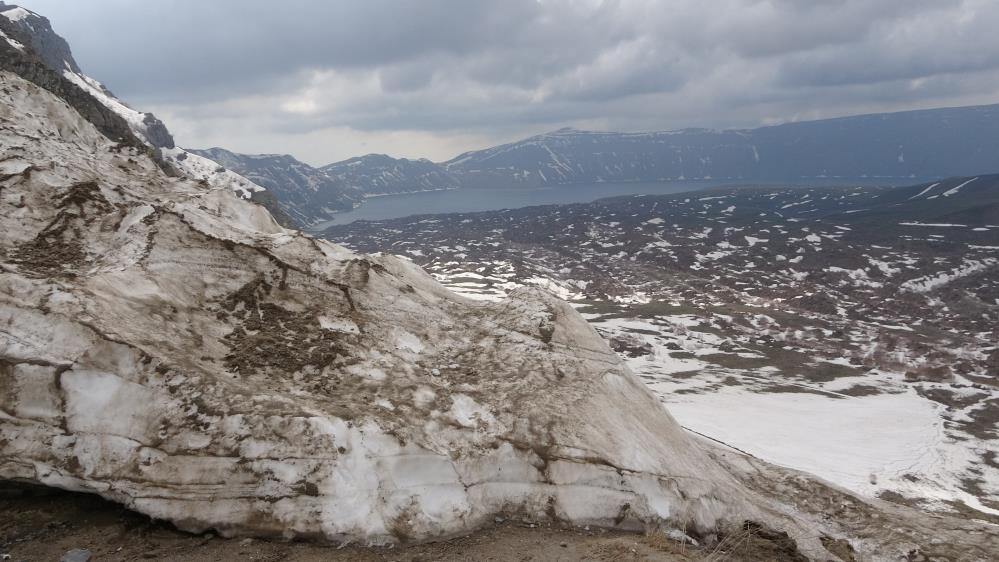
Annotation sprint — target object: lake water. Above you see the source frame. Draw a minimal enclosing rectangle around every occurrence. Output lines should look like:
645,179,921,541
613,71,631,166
309,178,898,229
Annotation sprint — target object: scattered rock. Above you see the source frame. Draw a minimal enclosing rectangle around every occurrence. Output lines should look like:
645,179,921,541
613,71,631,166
59,549,92,562
821,535,858,561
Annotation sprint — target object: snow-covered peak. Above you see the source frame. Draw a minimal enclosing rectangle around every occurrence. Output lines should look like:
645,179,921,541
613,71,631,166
0,5,35,23
60,69,165,145
0,3,80,73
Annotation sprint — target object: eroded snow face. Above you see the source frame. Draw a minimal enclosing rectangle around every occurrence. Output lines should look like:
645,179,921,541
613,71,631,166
0,70,765,547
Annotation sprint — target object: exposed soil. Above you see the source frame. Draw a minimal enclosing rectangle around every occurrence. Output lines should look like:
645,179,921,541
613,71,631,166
0,485,809,562
219,273,353,377
10,181,112,278
836,384,885,397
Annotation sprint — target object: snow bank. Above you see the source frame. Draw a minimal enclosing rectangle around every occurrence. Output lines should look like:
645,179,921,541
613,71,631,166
0,70,759,545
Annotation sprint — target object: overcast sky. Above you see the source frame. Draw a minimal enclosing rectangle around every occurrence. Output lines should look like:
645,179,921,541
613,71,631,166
18,0,999,165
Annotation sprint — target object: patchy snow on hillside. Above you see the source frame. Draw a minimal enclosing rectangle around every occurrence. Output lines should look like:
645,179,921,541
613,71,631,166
61,70,152,140
428,244,999,521
901,258,997,293
942,177,978,197
59,69,266,199
909,182,939,199
0,28,23,50
161,148,263,199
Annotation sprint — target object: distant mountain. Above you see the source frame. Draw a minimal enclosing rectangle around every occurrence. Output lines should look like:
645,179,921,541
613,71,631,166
189,148,363,227
444,107,999,188
185,150,464,228
186,150,462,228
199,102,999,225
321,154,461,197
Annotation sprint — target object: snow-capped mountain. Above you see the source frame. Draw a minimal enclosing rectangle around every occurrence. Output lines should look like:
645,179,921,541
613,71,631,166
444,106,999,188
321,153,461,197
0,2,264,201
191,149,463,228
190,147,363,227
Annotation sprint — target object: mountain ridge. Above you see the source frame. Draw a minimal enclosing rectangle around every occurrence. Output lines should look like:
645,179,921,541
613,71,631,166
196,101,999,227
442,103,999,188
188,147,362,226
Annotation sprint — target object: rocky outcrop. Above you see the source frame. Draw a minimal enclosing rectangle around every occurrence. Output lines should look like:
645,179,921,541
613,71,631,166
142,113,175,150
0,21,146,154
0,3,174,151
0,2,80,73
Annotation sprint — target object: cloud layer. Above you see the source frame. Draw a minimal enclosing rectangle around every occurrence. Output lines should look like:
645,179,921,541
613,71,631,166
20,0,999,164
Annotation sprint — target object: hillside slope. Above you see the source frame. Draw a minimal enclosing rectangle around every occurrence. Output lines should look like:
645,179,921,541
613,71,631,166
326,174,999,529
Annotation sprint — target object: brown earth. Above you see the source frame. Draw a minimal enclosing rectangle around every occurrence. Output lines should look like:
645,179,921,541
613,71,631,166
0,485,808,562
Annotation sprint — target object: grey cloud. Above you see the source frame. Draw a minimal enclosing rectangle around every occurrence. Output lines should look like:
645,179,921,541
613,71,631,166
17,0,999,161
709,0,959,58
21,0,546,98
777,5,999,88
